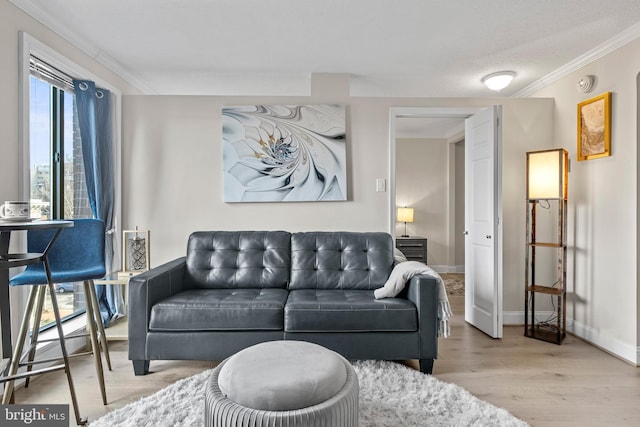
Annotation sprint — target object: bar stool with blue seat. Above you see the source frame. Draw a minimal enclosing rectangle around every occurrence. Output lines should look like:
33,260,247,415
2,218,112,424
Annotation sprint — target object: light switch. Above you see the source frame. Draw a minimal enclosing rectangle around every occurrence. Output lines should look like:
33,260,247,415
376,178,386,192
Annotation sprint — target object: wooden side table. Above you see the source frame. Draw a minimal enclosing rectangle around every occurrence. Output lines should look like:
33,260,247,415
395,236,428,264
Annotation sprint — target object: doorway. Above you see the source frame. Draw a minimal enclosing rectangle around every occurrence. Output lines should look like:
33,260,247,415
389,107,483,268
389,106,503,338
393,119,465,272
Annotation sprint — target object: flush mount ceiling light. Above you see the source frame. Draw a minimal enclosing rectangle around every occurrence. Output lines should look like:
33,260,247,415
482,71,516,92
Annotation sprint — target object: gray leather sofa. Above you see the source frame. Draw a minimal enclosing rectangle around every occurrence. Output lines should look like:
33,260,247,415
128,231,440,375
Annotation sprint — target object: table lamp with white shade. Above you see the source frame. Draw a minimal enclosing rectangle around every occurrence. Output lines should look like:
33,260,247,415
397,207,414,237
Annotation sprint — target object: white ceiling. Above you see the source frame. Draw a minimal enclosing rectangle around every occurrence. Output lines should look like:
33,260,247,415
10,0,640,136
11,0,640,96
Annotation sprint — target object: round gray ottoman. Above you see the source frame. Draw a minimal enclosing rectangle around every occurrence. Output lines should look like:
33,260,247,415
205,341,359,427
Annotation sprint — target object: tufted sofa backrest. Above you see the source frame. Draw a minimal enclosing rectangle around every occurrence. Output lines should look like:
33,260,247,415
184,231,291,289
290,232,394,290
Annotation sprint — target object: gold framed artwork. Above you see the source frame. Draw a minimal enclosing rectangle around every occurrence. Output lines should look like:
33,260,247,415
577,92,611,161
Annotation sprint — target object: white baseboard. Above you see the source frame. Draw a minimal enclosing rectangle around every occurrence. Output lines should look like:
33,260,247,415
503,311,523,325
502,310,555,326
568,319,638,366
502,311,638,366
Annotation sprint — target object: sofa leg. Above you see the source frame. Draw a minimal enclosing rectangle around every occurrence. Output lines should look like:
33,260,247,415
419,359,434,375
133,360,150,376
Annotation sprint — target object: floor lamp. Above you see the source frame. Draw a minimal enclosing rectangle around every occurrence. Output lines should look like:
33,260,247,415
524,148,568,344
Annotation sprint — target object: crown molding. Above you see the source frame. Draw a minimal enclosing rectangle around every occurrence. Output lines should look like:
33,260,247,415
514,21,640,97
11,0,640,98
9,0,156,94
91,50,158,94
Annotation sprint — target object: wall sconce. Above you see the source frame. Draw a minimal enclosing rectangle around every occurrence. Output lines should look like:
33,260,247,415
526,148,568,200
396,207,414,237
482,71,516,92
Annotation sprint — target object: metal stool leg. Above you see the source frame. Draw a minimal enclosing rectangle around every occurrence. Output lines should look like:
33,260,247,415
87,280,111,371
1,285,39,404
82,281,107,405
23,286,47,388
45,261,86,425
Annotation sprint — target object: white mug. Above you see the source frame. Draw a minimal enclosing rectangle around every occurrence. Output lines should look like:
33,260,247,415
0,201,31,219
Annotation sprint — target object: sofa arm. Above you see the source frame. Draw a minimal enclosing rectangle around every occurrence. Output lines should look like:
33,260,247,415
406,274,439,363
128,257,186,365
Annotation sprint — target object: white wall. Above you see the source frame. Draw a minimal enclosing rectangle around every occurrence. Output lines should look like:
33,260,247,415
532,37,640,364
122,80,554,320
396,138,449,268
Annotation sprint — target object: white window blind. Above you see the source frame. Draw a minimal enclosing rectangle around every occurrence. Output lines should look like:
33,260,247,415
29,55,75,93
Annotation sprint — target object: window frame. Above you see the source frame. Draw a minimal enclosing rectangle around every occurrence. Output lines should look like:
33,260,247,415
15,32,122,339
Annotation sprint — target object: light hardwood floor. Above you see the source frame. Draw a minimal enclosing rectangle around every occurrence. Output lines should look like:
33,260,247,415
11,295,640,426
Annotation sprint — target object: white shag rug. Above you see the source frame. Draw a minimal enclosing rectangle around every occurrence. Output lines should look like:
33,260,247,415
90,360,528,427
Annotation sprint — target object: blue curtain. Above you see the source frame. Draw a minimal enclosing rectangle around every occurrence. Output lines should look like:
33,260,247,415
73,79,124,326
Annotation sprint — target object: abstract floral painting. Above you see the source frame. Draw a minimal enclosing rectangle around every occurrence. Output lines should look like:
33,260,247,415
222,105,347,202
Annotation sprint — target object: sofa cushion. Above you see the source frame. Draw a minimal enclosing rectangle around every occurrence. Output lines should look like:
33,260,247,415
284,289,417,332
184,231,291,289
290,232,394,290
149,288,288,331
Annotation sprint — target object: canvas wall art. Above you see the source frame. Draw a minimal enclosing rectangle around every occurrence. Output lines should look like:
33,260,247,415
222,104,347,202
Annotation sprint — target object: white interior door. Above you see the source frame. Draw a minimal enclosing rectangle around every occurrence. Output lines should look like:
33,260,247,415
464,106,503,338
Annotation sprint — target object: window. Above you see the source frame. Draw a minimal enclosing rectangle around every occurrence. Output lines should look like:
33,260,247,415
29,68,92,220
28,58,92,330
15,33,122,341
